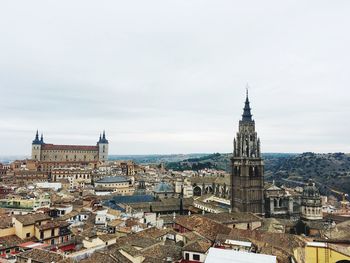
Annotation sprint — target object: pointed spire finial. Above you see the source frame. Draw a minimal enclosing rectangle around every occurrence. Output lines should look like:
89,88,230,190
33,130,40,144
242,88,253,122
246,83,249,99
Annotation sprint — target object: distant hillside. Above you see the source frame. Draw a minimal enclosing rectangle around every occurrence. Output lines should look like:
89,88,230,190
108,153,208,164
166,153,231,171
165,152,350,195
268,152,350,196
165,153,297,172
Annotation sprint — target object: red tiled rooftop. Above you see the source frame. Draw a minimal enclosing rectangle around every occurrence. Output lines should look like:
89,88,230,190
41,144,98,151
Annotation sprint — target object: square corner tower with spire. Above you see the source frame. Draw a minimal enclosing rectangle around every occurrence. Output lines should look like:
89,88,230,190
231,90,265,215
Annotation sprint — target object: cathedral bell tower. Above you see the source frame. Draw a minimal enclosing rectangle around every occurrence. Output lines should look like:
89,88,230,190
231,90,265,215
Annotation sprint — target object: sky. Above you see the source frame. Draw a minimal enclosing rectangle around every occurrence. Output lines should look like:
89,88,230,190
0,0,349,155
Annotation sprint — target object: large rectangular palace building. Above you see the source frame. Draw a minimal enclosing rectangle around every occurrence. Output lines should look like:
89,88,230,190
31,131,109,163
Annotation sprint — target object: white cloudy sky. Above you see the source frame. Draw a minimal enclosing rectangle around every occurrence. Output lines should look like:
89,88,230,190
0,0,349,155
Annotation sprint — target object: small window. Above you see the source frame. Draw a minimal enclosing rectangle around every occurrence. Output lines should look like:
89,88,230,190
185,253,190,260
193,254,200,261
26,233,30,238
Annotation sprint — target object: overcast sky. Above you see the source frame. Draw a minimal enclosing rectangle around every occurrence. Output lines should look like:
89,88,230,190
0,1,349,155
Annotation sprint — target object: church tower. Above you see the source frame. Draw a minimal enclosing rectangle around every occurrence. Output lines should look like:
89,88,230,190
98,131,109,162
231,90,265,215
31,130,43,161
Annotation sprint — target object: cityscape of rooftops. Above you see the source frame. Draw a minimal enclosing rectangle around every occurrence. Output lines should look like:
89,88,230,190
0,1,349,263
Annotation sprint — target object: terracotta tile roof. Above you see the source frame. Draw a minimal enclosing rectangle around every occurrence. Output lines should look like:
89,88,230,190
15,213,51,226
226,228,306,262
0,235,23,249
36,220,69,231
175,215,231,241
42,144,98,151
98,233,125,242
136,227,168,239
182,240,211,253
0,215,13,229
80,251,131,263
203,212,262,224
128,236,160,248
17,248,64,263
119,245,141,257
107,234,161,252
179,231,203,243
142,244,182,262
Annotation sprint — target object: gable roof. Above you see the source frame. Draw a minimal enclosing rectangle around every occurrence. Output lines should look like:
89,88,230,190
175,215,231,241
15,213,51,226
183,240,211,253
17,248,64,263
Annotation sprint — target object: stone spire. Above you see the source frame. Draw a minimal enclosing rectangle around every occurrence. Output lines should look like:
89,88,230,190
40,133,44,143
32,130,41,144
99,130,109,144
242,88,253,122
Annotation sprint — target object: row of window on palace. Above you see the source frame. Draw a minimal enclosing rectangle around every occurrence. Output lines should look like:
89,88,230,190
42,150,96,153
41,155,97,160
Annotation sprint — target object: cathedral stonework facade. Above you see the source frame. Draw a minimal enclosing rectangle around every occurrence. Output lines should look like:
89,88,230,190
31,131,109,163
231,91,265,215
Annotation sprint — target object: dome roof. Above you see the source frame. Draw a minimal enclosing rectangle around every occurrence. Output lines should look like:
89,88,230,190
154,182,174,193
303,180,320,197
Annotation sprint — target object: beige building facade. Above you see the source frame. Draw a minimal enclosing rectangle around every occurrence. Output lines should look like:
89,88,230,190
31,131,109,163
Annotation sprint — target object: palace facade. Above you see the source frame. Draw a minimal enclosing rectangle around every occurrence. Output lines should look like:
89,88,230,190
31,131,109,163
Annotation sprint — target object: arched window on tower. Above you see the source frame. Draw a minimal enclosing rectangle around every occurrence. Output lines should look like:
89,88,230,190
234,166,240,176
255,167,260,177
249,167,254,177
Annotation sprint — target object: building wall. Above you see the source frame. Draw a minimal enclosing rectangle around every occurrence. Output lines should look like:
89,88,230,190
305,244,350,263
32,144,41,161
40,149,98,162
14,218,51,240
14,222,35,240
52,169,92,189
183,251,207,262
98,143,108,162
35,227,59,240
0,226,15,237
234,221,261,230
95,182,130,188
83,238,104,249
